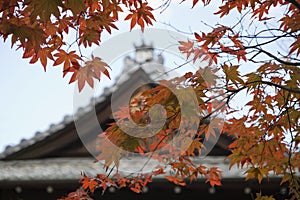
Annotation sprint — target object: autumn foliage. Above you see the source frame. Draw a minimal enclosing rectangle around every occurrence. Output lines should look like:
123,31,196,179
0,0,156,91
1,0,300,200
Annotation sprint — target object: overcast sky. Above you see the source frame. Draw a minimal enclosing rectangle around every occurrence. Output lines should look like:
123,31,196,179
0,1,284,152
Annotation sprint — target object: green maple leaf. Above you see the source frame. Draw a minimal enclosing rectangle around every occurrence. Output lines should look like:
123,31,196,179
11,24,45,52
223,64,244,86
26,0,62,21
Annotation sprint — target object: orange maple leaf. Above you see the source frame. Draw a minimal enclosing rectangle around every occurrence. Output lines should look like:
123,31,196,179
54,50,82,71
124,2,155,31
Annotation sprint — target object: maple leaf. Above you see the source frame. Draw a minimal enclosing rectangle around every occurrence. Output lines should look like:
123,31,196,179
245,72,262,92
76,66,94,91
58,16,74,34
178,40,194,59
222,64,245,86
28,0,62,21
28,47,55,71
10,24,45,53
205,167,222,187
78,29,101,48
81,175,98,193
124,2,155,31
86,55,111,80
96,134,124,169
54,50,82,71
86,0,101,13
245,167,269,183
73,55,110,92
186,138,202,156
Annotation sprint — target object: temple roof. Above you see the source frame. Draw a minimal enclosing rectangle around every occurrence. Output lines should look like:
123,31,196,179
0,157,246,183
0,39,167,160
0,41,235,184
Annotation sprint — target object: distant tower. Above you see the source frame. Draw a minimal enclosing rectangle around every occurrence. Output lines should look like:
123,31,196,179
134,39,154,64
121,39,166,80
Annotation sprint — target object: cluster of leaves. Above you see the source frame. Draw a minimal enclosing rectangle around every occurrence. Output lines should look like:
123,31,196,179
0,0,155,91
94,71,224,188
178,1,300,199
177,0,300,199
63,61,300,199
1,0,300,200
58,66,225,199
180,0,300,66
224,63,300,199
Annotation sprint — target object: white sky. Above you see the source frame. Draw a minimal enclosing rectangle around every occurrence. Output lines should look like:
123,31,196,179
0,1,286,152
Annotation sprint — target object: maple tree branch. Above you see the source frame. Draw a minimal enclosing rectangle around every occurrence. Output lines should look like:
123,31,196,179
278,52,300,62
284,92,295,180
155,59,193,80
253,48,300,66
245,34,288,49
206,32,294,60
252,81,300,94
200,20,215,29
158,21,193,35
239,34,295,39
153,0,172,14
231,10,251,29
252,28,292,37
204,92,228,104
248,51,262,63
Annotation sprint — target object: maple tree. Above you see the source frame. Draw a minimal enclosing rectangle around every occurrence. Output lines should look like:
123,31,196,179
1,0,300,199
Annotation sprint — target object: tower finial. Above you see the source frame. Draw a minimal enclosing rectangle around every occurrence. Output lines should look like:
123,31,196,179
133,37,153,50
